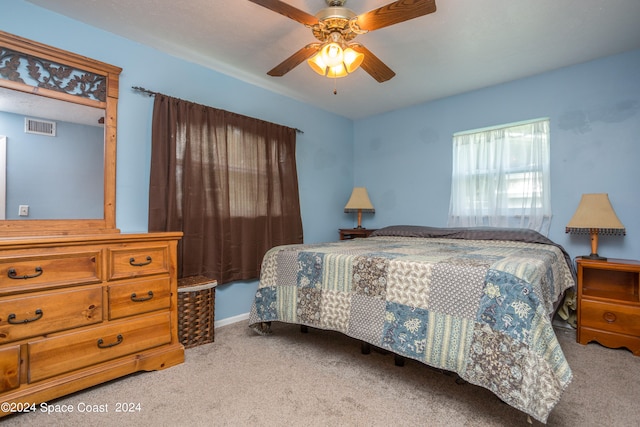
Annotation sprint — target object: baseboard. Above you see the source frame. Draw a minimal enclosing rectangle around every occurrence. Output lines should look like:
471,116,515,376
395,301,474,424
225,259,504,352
215,312,250,329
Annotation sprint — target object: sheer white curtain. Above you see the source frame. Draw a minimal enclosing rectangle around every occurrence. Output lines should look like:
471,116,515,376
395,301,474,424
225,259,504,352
447,118,551,235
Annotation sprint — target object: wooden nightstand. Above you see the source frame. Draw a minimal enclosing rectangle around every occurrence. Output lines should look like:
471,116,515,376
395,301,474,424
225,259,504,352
339,228,377,240
576,257,640,355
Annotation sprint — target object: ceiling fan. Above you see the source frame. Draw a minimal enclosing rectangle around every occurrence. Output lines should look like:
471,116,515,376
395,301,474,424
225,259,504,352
249,0,437,82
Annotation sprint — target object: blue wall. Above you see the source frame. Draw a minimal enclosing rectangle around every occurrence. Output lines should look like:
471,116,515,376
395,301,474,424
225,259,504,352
0,111,103,219
3,1,639,322
3,1,354,321
354,49,640,262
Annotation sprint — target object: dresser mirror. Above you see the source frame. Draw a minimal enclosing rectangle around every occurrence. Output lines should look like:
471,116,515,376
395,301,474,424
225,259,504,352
0,30,121,235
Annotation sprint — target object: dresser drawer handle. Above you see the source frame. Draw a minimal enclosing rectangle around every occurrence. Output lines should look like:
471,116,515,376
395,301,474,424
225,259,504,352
603,312,617,323
131,291,154,302
7,266,43,280
97,334,123,349
129,256,152,267
8,309,43,324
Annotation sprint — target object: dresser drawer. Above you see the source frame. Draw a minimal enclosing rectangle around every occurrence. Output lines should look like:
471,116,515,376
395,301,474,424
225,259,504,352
108,277,171,320
0,251,100,294
581,299,640,336
0,286,103,344
28,311,171,383
0,345,20,393
108,246,169,280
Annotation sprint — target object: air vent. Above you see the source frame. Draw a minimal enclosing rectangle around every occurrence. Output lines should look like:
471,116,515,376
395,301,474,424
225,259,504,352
25,118,56,136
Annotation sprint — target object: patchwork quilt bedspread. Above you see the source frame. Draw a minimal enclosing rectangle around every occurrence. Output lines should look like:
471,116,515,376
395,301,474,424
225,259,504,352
249,229,575,423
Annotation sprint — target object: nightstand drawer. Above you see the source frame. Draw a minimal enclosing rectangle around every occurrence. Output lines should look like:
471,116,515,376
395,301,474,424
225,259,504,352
0,286,103,344
581,299,640,336
28,312,171,383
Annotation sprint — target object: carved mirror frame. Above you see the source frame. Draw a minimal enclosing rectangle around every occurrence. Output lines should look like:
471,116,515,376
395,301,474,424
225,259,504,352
0,30,121,235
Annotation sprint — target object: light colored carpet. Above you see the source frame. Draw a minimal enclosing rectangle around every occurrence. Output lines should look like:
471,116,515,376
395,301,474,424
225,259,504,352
4,321,639,426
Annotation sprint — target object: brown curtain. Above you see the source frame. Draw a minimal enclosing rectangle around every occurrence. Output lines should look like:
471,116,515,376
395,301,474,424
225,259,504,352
148,94,303,283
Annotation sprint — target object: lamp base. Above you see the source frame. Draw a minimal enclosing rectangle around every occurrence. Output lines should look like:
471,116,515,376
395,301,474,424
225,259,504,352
582,253,607,261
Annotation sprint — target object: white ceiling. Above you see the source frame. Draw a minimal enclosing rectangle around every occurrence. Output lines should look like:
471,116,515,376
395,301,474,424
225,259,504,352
0,87,104,127
24,0,640,120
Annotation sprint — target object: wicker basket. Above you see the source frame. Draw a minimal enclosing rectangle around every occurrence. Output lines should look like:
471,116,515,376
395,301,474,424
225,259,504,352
177,276,217,349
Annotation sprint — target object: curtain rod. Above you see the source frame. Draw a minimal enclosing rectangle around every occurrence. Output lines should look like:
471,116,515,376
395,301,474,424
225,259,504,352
131,86,304,134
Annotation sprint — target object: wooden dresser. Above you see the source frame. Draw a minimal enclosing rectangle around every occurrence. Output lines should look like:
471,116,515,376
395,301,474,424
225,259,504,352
0,232,184,416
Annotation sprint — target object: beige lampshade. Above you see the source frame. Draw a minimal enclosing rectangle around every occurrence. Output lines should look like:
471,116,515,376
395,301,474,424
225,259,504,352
344,187,375,213
566,193,625,235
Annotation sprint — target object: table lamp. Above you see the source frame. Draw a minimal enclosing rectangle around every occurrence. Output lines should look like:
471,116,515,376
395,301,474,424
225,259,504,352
344,187,374,229
565,193,625,260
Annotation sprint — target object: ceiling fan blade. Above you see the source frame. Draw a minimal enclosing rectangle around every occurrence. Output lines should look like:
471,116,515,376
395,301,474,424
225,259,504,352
267,43,322,77
351,44,395,83
355,0,436,32
248,0,319,26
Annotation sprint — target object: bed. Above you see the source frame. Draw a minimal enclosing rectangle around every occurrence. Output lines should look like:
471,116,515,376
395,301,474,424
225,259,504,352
249,225,575,423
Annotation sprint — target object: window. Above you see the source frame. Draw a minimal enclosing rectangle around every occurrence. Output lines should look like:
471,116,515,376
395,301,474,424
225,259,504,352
447,118,551,235
226,127,283,217
148,94,303,283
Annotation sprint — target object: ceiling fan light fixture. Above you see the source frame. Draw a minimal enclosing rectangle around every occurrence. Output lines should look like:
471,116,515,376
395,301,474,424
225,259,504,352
343,47,363,73
327,63,348,78
307,43,363,78
320,42,344,67
307,53,329,75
